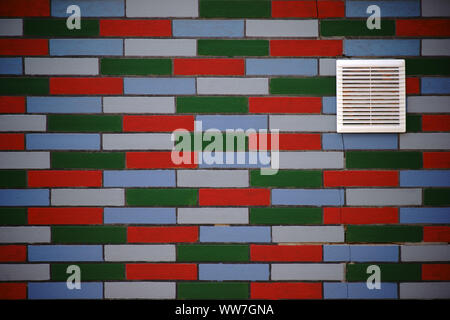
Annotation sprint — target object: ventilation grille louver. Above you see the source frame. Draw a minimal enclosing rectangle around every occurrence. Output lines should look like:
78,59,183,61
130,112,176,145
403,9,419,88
336,59,406,133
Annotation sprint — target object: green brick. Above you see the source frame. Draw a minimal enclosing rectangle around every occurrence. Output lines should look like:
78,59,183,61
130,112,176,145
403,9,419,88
200,0,270,18
0,208,27,225
51,263,125,281
270,77,336,95
178,282,249,300
250,170,322,187
406,115,422,132
48,115,122,132
321,20,395,36
198,40,269,57
406,58,450,76
250,207,322,225
52,226,126,244
177,97,248,114
346,151,422,169
177,245,249,262
0,170,26,188
347,264,421,282
346,225,422,243
126,189,198,206
100,58,172,75
175,132,248,151
424,188,450,206
0,78,48,95
51,152,125,169
24,19,99,37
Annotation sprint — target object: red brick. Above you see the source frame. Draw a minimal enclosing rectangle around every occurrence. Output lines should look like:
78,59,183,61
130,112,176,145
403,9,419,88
0,97,25,114
50,77,123,95
128,226,198,243
272,1,317,18
174,58,245,76
0,283,26,300
323,207,399,224
0,0,49,16
0,134,24,150
250,245,322,262
423,152,450,169
397,19,450,37
126,151,198,169
126,264,197,280
324,170,398,187
406,77,420,94
423,226,450,242
251,282,322,300
100,19,171,37
422,264,450,281
422,115,450,132
249,97,321,114
123,115,194,132
271,40,342,57
0,39,48,56
28,170,102,187
318,0,345,18
0,245,26,262
28,208,103,225
248,133,321,151
199,188,270,206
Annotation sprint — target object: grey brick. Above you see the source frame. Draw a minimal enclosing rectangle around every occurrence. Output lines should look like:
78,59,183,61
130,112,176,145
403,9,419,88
0,115,45,132
105,282,175,299
0,227,50,243
0,264,49,281
279,152,344,169
197,78,268,95
422,39,450,56
103,97,175,114
0,152,49,169
319,59,336,76
105,245,175,262
102,133,173,150
246,20,318,37
178,208,249,224
51,189,124,206
346,188,422,206
407,96,450,113
400,133,450,150
25,58,98,75
401,245,450,262
0,19,22,36
400,283,450,299
125,39,196,56
422,0,450,17
272,226,344,243
177,170,248,187
271,263,344,281
270,115,336,132
126,0,198,18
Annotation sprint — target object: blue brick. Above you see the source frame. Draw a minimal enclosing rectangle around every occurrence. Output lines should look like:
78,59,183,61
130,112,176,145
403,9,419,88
199,264,269,281
324,245,399,262
29,282,102,299
0,189,49,206
322,134,398,150
323,97,336,114
28,245,103,261
26,134,100,150
196,115,267,131
0,58,22,75
323,245,350,262
51,0,124,17
344,40,420,56
198,152,271,169
104,208,176,224
400,208,450,224
104,170,175,187
27,97,102,114
173,20,244,38
422,78,450,94
50,39,123,56
400,170,450,187
346,0,420,17
323,282,348,299
246,59,317,76
324,282,398,299
200,226,271,243
272,189,344,206
124,78,196,95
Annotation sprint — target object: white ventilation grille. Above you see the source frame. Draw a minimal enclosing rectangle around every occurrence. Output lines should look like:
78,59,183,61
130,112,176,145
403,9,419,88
336,59,406,133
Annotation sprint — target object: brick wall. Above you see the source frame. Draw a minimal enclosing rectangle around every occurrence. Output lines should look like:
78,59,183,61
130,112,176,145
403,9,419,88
0,0,449,300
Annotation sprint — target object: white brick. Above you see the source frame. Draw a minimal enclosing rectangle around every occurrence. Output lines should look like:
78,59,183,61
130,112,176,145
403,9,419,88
0,19,22,36
105,282,175,299
105,245,175,261
270,115,336,132
400,133,450,150
197,78,268,95
103,97,175,114
125,39,196,56
177,170,249,187
273,226,345,243
401,245,450,262
0,115,45,132
272,263,344,280
102,133,173,150
0,227,50,243
51,188,124,206
25,58,98,75
246,20,318,37
127,0,198,17
346,188,422,206
0,152,49,169
0,264,49,281
401,283,450,299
